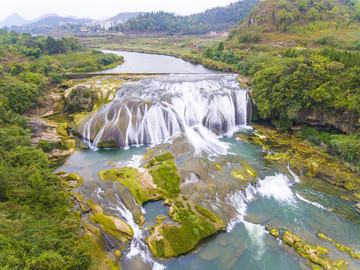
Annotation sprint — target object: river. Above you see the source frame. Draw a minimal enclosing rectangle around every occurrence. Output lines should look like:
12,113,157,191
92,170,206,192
99,50,215,73
57,51,360,270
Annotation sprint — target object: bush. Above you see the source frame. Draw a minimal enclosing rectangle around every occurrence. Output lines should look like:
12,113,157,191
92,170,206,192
238,32,261,43
1,81,40,114
329,134,360,164
300,126,322,145
38,140,53,152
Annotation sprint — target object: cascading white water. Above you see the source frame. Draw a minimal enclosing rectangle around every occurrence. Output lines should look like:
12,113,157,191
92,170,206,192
95,187,165,270
226,185,256,232
111,194,164,270
80,74,250,155
256,174,296,204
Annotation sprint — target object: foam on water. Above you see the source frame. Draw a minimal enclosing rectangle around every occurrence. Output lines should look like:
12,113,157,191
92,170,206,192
244,221,267,259
117,154,143,169
256,174,296,204
183,173,200,185
226,185,256,232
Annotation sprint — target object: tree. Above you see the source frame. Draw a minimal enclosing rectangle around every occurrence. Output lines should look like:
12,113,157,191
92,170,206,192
205,47,213,58
297,0,308,11
217,41,224,51
307,7,319,20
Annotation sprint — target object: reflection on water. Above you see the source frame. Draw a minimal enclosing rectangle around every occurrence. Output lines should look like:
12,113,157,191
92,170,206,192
100,50,215,74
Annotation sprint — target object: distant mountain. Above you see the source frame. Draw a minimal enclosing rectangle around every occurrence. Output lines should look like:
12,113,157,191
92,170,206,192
0,13,29,27
107,12,144,24
36,13,60,20
28,15,93,26
112,0,259,34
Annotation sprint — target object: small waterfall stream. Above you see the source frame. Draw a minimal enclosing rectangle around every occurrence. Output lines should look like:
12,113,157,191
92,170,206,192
95,187,165,269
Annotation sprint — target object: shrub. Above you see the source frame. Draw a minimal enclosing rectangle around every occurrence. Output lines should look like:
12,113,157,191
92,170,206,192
328,134,360,164
300,126,321,145
238,32,261,43
38,140,53,152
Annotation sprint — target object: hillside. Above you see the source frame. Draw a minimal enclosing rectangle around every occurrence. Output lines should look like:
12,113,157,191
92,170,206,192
227,0,360,48
107,12,144,24
111,0,258,34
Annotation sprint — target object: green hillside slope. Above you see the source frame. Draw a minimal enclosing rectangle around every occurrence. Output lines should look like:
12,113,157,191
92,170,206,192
227,0,360,48
112,0,258,34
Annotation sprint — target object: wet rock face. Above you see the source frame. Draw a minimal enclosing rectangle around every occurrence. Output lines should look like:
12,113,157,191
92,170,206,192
76,74,250,153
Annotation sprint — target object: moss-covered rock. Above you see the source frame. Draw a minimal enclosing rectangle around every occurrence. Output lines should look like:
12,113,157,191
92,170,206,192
98,140,119,148
86,199,133,243
148,201,225,258
146,152,181,199
215,163,222,172
249,123,360,196
317,232,360,260
231,170,247,181
99,167,156,205
91,213,133,243
269,229,348,270
82,223,122,270
270,228,279,238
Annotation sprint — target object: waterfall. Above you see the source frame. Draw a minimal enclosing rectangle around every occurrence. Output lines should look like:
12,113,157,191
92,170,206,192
95,187,165,269
79,74,251,155
226,184,256,232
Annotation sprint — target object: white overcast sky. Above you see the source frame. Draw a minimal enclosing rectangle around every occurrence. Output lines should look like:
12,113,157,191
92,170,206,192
1,0,237,21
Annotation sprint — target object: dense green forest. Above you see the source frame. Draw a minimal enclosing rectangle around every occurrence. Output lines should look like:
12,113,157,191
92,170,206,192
0,30,123,269
196,0,360,169
111,0,258,34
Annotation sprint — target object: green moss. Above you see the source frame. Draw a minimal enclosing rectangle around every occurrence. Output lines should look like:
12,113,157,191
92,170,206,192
148,202,225,257
98,140,118,148
231,170,247,181
317,232,334,243
270,229,279,238
99,167,150,205
264,153,290,161
156,239,165,256
93,214,117,230
147,152,181,199
215,163,222,172
318,232,360,260
65,173,83,188
305,159,319,178
92,213,133,242
278,230,348,269
114,250,122,260
195,204,220,223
